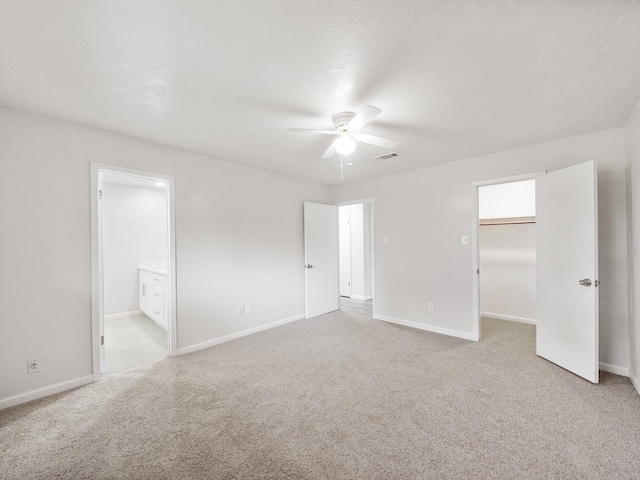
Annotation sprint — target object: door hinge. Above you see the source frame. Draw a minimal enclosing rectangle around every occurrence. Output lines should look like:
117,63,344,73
477,269,480,275
348,282,350,286
101,335,104,346
98,189,103,200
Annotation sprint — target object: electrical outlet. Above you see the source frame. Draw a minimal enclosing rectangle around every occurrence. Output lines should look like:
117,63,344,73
245,304,252,315
27,359,39,374
238,306,244,315
428,303,434,312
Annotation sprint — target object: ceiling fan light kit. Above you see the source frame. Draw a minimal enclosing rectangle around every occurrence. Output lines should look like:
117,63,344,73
335,134,356,155
288,105,398,160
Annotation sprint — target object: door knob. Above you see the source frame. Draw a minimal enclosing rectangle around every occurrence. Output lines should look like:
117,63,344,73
304,264,313,269
578,278,592,287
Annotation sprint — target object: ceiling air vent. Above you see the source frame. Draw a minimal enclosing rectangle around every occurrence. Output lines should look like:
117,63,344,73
371,152,399,160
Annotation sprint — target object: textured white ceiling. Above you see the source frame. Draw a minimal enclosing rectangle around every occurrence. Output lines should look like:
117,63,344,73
2,1,640,185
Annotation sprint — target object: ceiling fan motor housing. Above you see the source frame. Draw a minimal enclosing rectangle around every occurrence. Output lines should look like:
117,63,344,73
332,111,356,131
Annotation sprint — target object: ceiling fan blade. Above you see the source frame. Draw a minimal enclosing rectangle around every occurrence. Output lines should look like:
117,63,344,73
353,132,398,149
321,140,337,159
347,105,381,131
287,128,338,135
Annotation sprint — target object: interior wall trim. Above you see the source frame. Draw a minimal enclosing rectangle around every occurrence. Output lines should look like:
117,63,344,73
0,375,94,411
375,314,476,341
479,216,536,226
104,310,143,321
174,314,306,357
480,312,536,325
630,371,640,396
599,362,629,377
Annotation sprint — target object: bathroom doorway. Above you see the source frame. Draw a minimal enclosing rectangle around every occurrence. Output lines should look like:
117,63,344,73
91,164,177,379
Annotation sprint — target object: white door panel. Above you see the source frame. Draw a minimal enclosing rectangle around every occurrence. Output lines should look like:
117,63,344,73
304,202,339,318
536,160,598,383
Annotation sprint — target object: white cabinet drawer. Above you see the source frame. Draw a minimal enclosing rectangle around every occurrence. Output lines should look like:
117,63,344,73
149,302,164,324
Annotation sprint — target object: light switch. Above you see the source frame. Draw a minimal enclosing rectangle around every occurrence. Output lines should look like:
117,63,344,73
461,235,469,245
383,237,389,245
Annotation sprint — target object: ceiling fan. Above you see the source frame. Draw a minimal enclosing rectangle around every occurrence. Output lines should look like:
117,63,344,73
288,105,397,159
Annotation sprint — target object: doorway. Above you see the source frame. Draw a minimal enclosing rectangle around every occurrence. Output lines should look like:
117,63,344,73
472,173,540,340
303,199,376,319
338,201,374,317
478,179,536,326
90,163,177,380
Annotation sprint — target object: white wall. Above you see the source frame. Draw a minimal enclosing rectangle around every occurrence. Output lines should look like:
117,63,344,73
0,107,330,405
479,223,536,322
331,128,630,371
625,98,640,392
102,182,167,316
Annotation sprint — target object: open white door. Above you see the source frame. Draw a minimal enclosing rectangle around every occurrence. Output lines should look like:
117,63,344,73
536,160,599,383
304,202,339,318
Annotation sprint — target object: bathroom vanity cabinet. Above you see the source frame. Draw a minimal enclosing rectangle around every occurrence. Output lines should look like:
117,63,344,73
139,267,168,330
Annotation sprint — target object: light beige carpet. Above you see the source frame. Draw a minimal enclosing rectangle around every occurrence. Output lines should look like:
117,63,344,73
1,313,638,479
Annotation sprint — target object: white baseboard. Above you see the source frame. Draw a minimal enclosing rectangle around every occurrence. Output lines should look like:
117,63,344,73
481,312,536,325
175,314,306,356
629,370,640,396
105,310,143,320
351,295,366,301
0,375,94,411
375,314,476,341
599,362,629,377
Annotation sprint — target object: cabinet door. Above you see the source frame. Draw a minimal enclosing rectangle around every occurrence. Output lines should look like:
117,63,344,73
139,280,148,313
140,281,155,316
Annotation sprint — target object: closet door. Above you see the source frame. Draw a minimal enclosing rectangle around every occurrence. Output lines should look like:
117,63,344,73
536,160,598,383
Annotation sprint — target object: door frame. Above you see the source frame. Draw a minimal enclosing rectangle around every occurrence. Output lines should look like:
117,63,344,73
335,198,376,317
471,172,544,341
90,162,177,381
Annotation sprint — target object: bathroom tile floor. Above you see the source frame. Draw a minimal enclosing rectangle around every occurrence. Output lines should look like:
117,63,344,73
104,314,167,375
339,297,373,317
